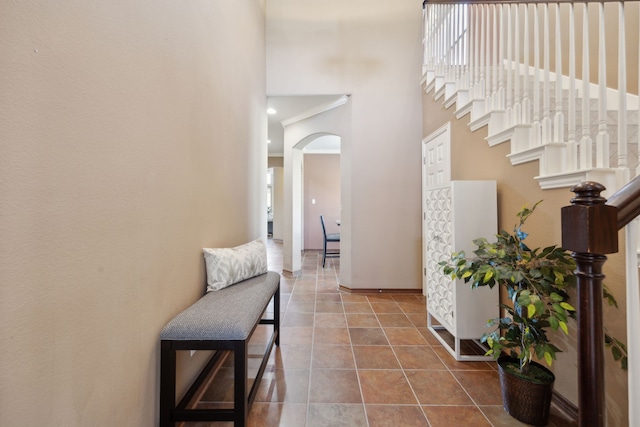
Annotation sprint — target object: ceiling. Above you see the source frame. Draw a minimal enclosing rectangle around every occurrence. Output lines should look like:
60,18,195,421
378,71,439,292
267,95,345,156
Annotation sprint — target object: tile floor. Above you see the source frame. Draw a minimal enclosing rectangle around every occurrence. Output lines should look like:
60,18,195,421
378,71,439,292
187,239,576,427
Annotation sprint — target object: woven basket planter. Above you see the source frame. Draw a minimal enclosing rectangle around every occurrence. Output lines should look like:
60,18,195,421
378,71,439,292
497,356,555,426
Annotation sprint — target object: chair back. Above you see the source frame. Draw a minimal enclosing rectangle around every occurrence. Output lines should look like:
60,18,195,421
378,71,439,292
320,215,328,238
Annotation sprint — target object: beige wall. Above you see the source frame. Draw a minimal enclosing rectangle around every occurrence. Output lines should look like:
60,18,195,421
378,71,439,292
304,154,341,250
422,93,629,426
267,0,424,290
0,1,266,425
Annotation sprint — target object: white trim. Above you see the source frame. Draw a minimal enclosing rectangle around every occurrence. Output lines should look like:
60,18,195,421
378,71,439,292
281,95,349,127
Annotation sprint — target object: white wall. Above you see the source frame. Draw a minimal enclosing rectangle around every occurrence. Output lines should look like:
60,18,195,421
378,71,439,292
0,1,266,425
267,0,424,289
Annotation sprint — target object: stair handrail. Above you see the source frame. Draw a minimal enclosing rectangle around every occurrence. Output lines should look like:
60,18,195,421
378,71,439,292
607,175,640,229
424,0,622,5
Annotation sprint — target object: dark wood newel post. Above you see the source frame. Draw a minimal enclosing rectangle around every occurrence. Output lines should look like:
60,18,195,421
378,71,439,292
561,182,619,427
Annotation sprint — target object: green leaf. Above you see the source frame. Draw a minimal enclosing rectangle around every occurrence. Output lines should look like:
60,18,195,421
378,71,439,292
560,302,576,312
550,292,564,302
553,270,565,284
611,346,622,361
549,316,559,330
527,304,536,318
544,352,553,367
559,321,569,335
483,269,494,283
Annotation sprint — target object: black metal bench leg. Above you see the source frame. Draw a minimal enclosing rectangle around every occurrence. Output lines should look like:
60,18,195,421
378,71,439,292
160,341,176,427
274,285,280,346
233,341,248,427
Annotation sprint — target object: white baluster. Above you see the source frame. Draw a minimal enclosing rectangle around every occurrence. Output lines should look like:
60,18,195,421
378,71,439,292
532,4,541,146
513,4,522,126
492,4,499,110
463,4,472,94
434,4,442,77
580,3,593,170
444,4,451,85
506,4,513,125
617,1,628,174
423,3,429,73
467,5,474,94
455,4,462,84
497,4,505,112
480,5,487,102
553,3,565,144
462,4,470,91
568,3,578,171
596,2,609,169
522,4,531,125
453,4,460,85
541,3,552,145
485,4,491,112
474,4,481,99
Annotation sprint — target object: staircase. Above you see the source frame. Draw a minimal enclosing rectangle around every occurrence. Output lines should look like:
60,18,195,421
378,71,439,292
420,1,639,426
421,1,639,195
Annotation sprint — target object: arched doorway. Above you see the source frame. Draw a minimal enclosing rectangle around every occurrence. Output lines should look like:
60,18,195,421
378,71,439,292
281,96,350,282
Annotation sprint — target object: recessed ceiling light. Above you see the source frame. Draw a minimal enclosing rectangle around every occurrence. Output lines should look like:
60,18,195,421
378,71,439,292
267,108,277,115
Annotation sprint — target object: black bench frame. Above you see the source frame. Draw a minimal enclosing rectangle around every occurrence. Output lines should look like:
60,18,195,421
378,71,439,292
159,284,280,427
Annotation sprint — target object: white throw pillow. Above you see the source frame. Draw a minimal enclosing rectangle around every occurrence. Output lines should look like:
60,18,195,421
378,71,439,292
203,238,268,292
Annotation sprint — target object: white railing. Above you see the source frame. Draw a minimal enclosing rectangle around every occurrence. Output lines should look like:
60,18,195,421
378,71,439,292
422,1,639,192
421,1,639,426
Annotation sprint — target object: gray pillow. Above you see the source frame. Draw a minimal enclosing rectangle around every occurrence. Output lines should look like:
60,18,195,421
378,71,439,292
203,238,268,292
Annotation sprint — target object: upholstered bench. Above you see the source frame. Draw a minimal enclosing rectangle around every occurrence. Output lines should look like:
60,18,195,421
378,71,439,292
159,271,280,427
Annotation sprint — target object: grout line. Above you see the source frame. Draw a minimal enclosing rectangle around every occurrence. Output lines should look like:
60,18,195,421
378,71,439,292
303,249,314,427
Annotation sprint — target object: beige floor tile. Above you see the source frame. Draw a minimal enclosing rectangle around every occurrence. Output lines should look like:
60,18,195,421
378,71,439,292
365,405,429,427
349,327,389,346
422,405,492,427
247,402,308,427
346,313,381,327
308,369,362,403
312,344,355,369
312,326,351,345
358,370,418,404
268,344,312,370
315,302,344,313
343,302,374,313
383,327,429,345
306,403,368,427
405,370,473,405
432,345,494,371
370,301,404,314
393,345,446,370
352,345,400,369
254,369,310,403
452,370,503,405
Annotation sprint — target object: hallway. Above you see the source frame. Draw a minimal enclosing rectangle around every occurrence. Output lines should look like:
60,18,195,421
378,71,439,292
189,239,575,426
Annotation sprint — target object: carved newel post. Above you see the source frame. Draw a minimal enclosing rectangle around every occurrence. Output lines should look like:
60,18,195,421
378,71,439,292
561,182,618,427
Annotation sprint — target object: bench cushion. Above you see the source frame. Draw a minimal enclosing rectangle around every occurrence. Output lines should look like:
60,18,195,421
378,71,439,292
160,271,279,341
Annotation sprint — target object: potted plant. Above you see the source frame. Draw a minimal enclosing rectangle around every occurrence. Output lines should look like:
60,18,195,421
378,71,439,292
439,201,576,426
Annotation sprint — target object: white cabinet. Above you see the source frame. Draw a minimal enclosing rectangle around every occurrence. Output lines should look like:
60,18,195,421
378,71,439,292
424,180,498,361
